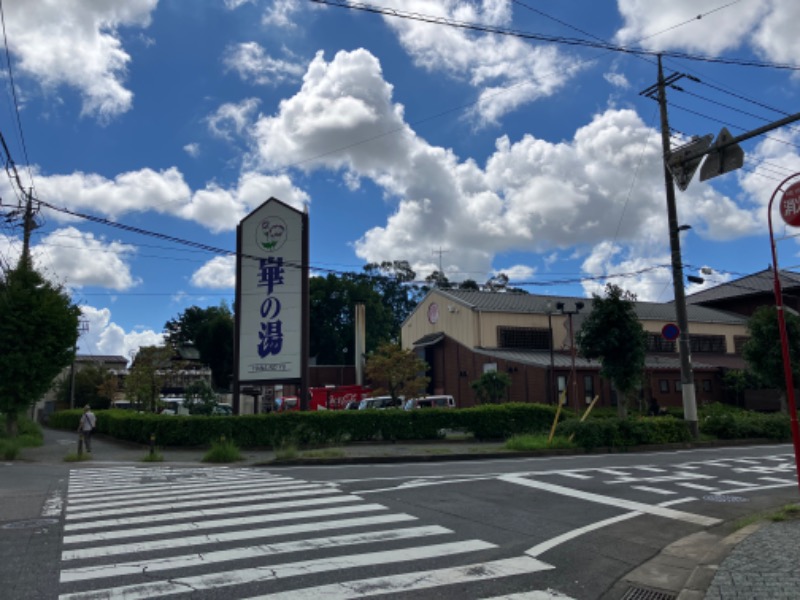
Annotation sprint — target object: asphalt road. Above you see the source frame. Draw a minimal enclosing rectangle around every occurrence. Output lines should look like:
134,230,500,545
2,443,798,599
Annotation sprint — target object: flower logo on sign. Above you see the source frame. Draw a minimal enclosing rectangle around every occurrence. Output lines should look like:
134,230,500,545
256,217,288,253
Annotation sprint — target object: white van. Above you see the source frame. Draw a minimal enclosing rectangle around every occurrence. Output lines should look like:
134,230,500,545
357,396,403,410
404,395,456,410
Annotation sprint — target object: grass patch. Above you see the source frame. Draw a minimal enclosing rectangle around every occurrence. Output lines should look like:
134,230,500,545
734,504,800,529
505,433,577,451
0,416,44,456
274,443,299,461
63,452,92,462
202,438,242,463
142,450,164,462
0,440,20,460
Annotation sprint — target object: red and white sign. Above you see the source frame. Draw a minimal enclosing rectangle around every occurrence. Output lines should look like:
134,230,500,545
780,181,800,227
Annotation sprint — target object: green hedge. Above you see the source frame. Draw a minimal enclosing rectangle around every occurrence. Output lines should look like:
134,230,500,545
47,403,794,449
48,403,564,448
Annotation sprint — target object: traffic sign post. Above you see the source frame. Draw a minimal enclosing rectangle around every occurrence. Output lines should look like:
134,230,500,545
661,323,680,342
667,135,713,191
699,127,744,183
768,173,800,495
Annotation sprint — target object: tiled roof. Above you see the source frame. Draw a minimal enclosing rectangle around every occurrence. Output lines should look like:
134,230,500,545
76,355,128,364
434,289,746,325
686,268,800,305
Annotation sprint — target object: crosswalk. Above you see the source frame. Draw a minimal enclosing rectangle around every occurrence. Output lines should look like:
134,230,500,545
59,467,560,599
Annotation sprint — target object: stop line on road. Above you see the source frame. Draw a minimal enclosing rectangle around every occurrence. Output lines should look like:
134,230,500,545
58,466,557,600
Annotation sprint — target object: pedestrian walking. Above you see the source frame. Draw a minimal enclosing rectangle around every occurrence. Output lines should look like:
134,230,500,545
78,404,97,453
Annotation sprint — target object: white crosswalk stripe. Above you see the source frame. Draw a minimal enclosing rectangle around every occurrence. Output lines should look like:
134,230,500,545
59,466,556,599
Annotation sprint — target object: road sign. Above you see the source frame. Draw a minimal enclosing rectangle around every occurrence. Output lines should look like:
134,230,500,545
662,323,680,341
780,181,800,227
699,127,744,182
667,134,713,191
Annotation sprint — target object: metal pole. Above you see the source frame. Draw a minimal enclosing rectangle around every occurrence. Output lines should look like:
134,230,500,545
548,310,555,405
767,173,800,494
656,55,699,438
569,312,578,414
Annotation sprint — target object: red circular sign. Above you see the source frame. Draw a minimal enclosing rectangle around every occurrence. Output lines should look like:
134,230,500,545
780,181,800,227
662,323,680,341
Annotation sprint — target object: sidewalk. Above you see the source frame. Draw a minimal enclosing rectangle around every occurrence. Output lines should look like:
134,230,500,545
17,428,800,600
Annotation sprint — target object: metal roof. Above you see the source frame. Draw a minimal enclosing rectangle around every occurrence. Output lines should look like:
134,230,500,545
433,289,746,325
685,268,800,305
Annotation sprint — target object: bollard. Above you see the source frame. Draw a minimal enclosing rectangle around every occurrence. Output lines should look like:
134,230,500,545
149,433,156,457
77,432,84,456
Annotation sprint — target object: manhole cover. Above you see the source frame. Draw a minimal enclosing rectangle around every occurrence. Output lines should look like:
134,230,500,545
703,494,749,503
2,518,59,530
621,585,676,600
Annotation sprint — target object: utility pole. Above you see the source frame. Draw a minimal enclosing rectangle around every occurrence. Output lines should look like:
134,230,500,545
20,188,36,267
654,56,699,438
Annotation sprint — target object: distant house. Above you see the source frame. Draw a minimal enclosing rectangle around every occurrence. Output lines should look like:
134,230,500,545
35,355,128,421
685,268,800,317
402,288,749,412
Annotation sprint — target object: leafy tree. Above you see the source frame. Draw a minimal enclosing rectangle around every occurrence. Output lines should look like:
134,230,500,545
165,303,233,390
485,273,509,291
575,284,646,419
364,342,430,404
311,269,415,365
742,305,800,413
55,364,117,410
183,380,217,415
459,279,480,290
0,259,80,435
424,270,451,289
124,346,172,412
470,371,511,404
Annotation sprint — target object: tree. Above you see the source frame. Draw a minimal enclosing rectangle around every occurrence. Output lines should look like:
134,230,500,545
575,284,646,419
364,342,430,404
459,279,480,291
55,364,117,410
424,270,451,289
124,346,172,412
164,303,233,390
308,263,422,365
470,371,511,404
0,259,80,435
742,305,800,413
183,380,217,415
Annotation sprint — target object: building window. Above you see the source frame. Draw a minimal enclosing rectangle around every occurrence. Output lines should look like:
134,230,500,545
557,375,566,403
690,334,727,353
674,380,682,392
734,336,749,355
497,326,552,350
647,333,676,353
659,379,669,393
702,379,712,392
584,375,595,404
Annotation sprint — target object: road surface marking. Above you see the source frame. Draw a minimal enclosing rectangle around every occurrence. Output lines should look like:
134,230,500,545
242,556,556,600
61,526,452,583
57,540,497,600
41,490,64,517
61,513,417,560
631,486,676,495
500,475,720,526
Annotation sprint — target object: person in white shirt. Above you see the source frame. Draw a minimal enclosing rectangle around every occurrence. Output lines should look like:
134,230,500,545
78,405,97,453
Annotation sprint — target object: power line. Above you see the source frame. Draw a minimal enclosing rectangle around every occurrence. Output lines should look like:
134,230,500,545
312,0,800,71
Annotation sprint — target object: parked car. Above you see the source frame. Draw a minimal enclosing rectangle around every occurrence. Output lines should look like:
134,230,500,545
357,396,402,410
404,395,456,410
212,404,233,416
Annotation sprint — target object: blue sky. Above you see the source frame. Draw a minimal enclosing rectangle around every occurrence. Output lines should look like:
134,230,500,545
1,0,799,360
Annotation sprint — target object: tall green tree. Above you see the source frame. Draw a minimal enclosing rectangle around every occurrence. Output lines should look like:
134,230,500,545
55,363,117,410
124,346,172,412
470,371,511,404
0,259,80,435
575,284,646,419
164,303,233,390
742,305,800,413
364,343,430,404
310,267,418,365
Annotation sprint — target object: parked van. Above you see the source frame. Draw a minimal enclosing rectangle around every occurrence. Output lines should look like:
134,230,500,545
404,395,456,410
357,396,402,410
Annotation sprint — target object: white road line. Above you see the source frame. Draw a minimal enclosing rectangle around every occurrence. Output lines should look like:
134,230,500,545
64,487,343,530
718,479,759,488
479,591,575,600
631,486,676,496
597,469,629,476
759,476,796,484
61,526,452,583
525,498,694,558
67,477,296,505
716,481,797,495
675,483,719,492
244,556,556,600
500,475,720,526
62,502,387,544
557,472,592,479
57,540,497,600
61,513,417,561
635,467,667,473
66,483,336,520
